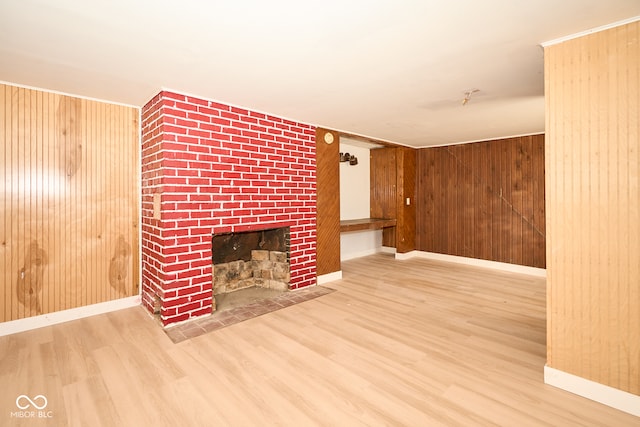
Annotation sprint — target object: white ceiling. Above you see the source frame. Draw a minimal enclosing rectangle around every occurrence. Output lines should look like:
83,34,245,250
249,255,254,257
1,1,639,147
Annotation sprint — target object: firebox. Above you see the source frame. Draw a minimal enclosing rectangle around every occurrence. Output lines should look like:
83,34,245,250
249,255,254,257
211,227,290,310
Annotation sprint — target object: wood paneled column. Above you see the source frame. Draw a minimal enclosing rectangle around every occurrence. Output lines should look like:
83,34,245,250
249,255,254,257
315,128,341,275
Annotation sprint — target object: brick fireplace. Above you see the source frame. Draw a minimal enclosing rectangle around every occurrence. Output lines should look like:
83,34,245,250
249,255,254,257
141,91,317,326
211,227,290,305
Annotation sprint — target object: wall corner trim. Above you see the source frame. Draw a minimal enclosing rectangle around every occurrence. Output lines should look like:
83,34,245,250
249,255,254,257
544,365,640,417
0,296,141,337
408,251,547,277
317,271,342,285
541,16,640,47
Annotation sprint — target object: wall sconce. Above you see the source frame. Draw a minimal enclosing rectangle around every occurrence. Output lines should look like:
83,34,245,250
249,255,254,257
339,152,358,166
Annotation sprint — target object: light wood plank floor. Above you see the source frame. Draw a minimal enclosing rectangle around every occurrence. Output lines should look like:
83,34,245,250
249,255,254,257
1,254,638,426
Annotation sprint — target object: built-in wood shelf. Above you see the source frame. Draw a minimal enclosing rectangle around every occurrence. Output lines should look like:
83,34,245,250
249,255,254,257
339,218,397,233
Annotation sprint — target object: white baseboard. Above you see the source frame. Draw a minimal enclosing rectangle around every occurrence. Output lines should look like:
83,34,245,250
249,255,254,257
395,250,420,260
403,251,546,277
317,271,342,284
0,295,141,337
380,246,396,254
341,248,379,261
544,365,640,417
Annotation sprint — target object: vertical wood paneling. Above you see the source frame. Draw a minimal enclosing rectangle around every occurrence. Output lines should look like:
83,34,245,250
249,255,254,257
416,135,545,268
545,21,639,395
396,147,416,253
370,147,397,247
532,138,545,267
0,83,139,323
315,128,341,275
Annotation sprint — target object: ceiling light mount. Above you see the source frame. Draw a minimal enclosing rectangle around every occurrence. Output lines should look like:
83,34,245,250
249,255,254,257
462,89,480,106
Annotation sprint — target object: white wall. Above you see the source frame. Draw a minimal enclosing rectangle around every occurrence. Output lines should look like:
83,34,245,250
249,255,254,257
340,230,382,261
339,142,370,220
339,140,380,260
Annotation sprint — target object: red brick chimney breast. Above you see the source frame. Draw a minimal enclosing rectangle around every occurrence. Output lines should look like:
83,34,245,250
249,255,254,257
141,91,317,326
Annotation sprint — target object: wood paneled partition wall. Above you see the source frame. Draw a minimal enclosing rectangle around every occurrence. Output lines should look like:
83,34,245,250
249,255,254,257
416,135,545,268
545,21,639,395
370,146,416,252
370,147,397,247
395,147,416,253
315,128,340,275
0,84,140,322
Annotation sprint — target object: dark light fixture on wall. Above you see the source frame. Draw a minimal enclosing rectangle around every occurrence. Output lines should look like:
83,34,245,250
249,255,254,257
339,152,358,165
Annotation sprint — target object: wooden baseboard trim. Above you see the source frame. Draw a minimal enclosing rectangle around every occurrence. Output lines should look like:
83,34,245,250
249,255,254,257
544,365,640,417
0,295,141,337
402,251,546,277
317,271,342,284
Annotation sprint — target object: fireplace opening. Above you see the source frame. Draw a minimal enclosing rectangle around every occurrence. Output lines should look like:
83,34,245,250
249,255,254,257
211,227,290,312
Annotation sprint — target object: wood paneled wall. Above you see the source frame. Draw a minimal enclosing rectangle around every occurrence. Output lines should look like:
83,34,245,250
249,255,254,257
416,135,545,268
315,128,341,275
395,147,416,253
370,147,397,247
0,84,140,322
370,146,417,252
545,21,639,395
